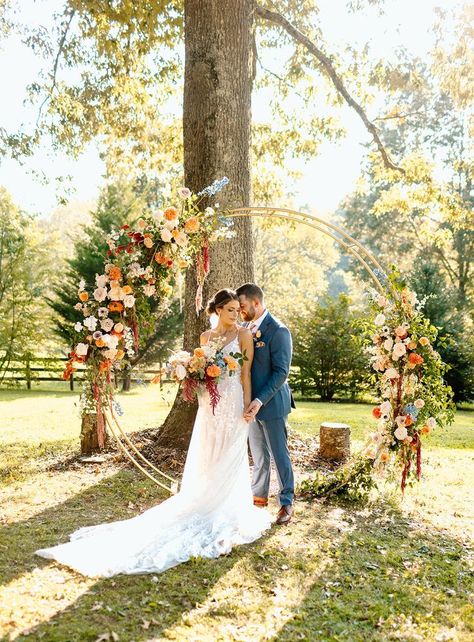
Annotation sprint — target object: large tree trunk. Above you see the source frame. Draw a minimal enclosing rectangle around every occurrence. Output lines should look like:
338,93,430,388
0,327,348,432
157,0,254,449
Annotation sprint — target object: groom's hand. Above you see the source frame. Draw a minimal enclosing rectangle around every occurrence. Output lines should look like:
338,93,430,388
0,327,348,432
244,399,262,422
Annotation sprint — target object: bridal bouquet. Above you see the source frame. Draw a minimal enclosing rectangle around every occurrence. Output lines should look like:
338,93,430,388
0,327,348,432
165,341,247,413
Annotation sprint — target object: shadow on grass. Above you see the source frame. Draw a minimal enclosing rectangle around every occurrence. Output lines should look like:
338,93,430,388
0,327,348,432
266,499,473,642
1,467,275,642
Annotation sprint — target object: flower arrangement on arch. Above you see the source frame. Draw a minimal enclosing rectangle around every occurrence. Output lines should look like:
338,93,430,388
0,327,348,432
63,178,234,441
164,340,248,414
364,268,455,491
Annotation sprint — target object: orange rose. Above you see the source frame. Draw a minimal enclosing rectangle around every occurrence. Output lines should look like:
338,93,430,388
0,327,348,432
184,217,200,233
419,337,430,346
164,207,178,221
95,338,106,347
154,252,167,265
421,425,431,435
407,341,417,350
405,415,414,427
109,301,124,312
115,349,125,360
206,364,221,378
122,285,133,295
194,348,205,358
408,353,424,366
372,407,382,419
79,291,89,302
108,266,122,281
224,356,238,371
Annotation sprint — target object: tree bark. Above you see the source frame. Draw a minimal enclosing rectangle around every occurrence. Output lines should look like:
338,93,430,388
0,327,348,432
157,0,254,449
80,413,107,454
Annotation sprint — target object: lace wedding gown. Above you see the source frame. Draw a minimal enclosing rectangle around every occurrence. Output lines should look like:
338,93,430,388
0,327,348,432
35,338,272,577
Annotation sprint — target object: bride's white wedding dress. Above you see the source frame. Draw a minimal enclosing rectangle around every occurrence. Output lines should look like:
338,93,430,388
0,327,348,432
35,337,272,577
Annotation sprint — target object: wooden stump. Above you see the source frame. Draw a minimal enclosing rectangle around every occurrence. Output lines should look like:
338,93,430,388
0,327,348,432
319,422,351,461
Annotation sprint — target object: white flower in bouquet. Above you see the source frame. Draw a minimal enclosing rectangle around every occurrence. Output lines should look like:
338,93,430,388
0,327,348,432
103,333,119,349
170,350,192,366
83,316,98,331
74,302,83,311
76,342,89,356
178,187,191,199
123,294,135,308
95,274,108,288
395,415,407,427
108,286,123,301
164,218,179,231
394,425,408,440
380,400,392,414
78,279,85,291
426,417,436,429
161,228,173,243
101,318,114,332
174,231,188,247
384,367,399,379
374,313,386,326
414,399,425,409
377,295,388,307
392,343,407,360
98,307,109,318
93,331,102,340
103,348,118,360
383,337,394,351
74,322,83,332
152,210,164,224
174,363,187,380
93,286,108,302
143,284,156,296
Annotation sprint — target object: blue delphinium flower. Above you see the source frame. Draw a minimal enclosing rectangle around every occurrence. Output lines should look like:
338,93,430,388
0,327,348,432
403,403,418,419
198,176,229,197
373,268,389,286
113,400,124,416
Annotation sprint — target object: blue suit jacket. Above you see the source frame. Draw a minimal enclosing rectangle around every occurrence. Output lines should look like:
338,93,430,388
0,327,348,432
250,312,295,421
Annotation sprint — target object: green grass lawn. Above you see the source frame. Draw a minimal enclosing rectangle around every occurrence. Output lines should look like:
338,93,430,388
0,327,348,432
1,385,473,641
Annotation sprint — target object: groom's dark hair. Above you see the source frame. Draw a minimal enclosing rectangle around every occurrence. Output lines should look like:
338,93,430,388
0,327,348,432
236,283,264,302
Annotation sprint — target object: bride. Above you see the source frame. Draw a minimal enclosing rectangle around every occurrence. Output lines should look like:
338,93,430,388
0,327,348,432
35,288,272,577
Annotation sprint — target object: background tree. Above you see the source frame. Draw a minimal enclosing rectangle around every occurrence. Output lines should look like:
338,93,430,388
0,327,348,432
292,294,369,401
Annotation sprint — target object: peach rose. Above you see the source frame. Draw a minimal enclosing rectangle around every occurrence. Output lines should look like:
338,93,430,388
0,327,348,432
194,348,205,358
206,364,221,378
122,285,133,295
144,237,154,248
164,207,178,221
154,252,167,265
419,337,430,346
184,217,200,233
95,338,106,347
108,266,122,281
114,322,124,333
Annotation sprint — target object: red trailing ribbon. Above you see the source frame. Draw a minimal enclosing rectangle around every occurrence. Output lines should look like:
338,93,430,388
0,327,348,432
203,240,210,275
414,432,422,480
205,376,221,415
181,377,199,403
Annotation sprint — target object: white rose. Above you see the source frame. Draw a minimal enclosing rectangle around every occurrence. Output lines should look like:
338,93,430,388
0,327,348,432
384,368,399,379
414,399,425,409
377,295,388,307
164,218,179,230
394,426,408,440
380,401,392,414
383,338,394,351
174,231,189,247
101,318,114,332
161,228,173,243
392,343,407,360
108,286,123,301
374,314,386,326
395,415,407,427
123,294,136,308
103,348,117,360
74,303,83,311
152,210,164,224
103,334,119,349
426,417,436,429
143,284,156,296
75,342,89,356
175,363,187,380
95,274,108,288
93,286,108,302
74,322,83,332
83,316,98,331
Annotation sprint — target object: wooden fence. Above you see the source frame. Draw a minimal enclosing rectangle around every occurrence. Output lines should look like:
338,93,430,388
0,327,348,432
0,356,168,390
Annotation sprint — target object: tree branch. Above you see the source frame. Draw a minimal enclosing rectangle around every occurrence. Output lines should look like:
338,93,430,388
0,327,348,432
35,8,76,128
254,4,405,173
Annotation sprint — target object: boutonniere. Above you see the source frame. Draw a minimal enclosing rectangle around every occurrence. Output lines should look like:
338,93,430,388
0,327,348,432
252,329,262,343
255,341,265,348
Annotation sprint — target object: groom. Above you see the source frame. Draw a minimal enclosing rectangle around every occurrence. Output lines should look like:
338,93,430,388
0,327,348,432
236,283,295,525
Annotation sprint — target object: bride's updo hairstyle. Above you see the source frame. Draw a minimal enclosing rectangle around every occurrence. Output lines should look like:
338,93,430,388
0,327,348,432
206,289,239,316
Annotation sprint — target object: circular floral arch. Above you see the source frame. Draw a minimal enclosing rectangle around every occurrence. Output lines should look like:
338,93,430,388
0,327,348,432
66,183,454,498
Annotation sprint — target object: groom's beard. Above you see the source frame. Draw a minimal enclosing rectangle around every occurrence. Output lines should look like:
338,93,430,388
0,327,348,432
240,307,256,322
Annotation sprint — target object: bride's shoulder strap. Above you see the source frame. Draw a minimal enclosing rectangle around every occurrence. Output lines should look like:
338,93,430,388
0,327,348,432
200,329,212,346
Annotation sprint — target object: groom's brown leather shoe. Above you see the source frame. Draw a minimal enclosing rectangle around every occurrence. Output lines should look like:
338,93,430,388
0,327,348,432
276,504,293,525
253,496,268,507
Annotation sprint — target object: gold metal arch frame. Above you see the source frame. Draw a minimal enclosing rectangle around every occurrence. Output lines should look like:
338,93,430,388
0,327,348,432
106,207,388,494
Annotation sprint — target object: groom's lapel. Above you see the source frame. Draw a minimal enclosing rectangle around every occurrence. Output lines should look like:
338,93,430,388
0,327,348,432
259,312,273,337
